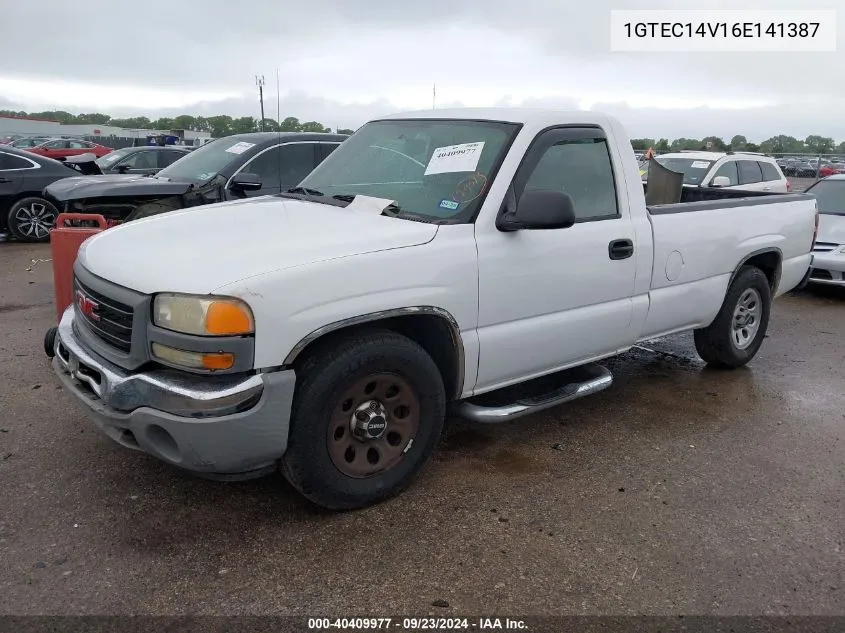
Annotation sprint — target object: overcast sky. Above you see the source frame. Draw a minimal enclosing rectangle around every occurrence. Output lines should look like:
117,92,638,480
2,0,843,141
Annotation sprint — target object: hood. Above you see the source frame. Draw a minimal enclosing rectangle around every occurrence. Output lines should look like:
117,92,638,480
77,197,438,294
44,174,194,201
817,213,845,244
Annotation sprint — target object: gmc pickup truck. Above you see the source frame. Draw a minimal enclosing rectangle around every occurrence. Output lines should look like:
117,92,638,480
50,108,819,510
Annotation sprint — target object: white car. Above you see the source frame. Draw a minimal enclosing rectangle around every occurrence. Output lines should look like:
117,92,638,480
644,151,791,193
804,175,845,286
51,108,817,510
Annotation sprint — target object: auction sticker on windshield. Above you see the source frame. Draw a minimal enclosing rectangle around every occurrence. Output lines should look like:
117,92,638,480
425,142,485,175
225,142,256,155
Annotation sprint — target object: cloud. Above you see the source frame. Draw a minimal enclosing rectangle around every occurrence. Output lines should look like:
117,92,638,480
2,0,844,141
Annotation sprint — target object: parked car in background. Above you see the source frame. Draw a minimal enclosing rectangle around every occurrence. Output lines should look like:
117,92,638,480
44,131,348,224
803,175,845,287
0,145,82,242
26,138,113,160
7,136,53,149
645,151,791,192
93,145,193,175
782,160,816,178
819,163,845,178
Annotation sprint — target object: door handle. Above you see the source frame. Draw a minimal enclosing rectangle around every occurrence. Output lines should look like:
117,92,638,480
608,239,634,260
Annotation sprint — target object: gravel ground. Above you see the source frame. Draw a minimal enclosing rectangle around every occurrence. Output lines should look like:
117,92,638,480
0,241,843,618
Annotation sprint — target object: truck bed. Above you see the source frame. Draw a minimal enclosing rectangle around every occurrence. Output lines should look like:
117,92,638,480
648,190,814,214
638,190,817,341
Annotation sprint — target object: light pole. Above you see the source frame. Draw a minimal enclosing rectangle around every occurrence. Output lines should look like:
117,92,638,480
255,75,266,132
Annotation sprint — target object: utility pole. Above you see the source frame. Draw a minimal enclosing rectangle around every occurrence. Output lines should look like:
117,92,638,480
255,75,266,132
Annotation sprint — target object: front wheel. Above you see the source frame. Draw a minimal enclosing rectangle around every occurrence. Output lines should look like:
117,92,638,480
694,265,772,368
7,197,58,243
281,330,446,510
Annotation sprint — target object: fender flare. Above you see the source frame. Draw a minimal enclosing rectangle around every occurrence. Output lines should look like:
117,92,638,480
282,306,466,398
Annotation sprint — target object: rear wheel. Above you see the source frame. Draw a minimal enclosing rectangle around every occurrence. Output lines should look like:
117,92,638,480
281,330,446,510
694,266,772,368
7,197,58,243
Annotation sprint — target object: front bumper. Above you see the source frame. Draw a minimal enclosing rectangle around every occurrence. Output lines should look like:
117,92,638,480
52,306,296,477
808,252,845,287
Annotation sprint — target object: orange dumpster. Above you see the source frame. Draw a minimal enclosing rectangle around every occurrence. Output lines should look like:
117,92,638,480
44,213,112,357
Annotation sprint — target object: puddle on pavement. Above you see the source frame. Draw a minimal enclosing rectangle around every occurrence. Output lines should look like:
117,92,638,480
435,426,542,474
438,426,496,453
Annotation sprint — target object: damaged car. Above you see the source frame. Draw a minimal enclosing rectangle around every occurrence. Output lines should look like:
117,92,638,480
43,132,348,224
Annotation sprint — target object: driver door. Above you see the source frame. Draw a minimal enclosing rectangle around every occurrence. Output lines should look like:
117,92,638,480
473,126,638,392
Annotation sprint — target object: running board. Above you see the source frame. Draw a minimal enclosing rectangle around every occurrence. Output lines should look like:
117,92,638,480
453,364,613,423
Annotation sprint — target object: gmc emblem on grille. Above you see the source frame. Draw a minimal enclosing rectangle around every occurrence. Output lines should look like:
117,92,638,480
76,290,100,321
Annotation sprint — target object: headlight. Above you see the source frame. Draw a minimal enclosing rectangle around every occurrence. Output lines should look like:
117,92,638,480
153,293,254,336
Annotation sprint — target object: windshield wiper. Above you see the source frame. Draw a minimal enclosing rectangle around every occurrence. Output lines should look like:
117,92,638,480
331,194,445,224
286,186,325,196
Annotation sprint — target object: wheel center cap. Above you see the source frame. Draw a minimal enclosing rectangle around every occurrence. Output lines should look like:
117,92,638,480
351,400,388,440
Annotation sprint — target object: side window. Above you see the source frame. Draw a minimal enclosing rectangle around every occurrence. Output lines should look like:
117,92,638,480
278,143,318,187
759,161,781,182
519,133,618,221
44,140,67,149
318,142,340,162
0,153,35,170
120,151,157,169
710,160,739,186
738,160,763,184
68,140,87,149
241,146,283,191
158,150,186,168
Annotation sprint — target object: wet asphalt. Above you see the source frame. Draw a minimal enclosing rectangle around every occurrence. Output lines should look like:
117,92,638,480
0,241,843,617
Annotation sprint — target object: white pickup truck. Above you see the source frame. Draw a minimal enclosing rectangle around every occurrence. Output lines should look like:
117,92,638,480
50,108,819,510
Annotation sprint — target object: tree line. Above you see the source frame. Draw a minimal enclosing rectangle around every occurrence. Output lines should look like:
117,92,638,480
5,109,843,153
0,110,356,137
632,134,845,156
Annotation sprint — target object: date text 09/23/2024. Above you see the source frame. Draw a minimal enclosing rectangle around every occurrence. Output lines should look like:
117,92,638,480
307,617,528,630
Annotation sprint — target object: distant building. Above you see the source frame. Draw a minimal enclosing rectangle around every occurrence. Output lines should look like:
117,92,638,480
0,114,212,147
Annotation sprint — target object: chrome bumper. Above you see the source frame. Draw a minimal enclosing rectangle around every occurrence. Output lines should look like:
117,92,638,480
808,251,845,286
52,306,296,476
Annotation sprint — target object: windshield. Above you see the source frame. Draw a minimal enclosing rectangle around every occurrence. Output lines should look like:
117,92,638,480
95,147,133,167
653,157,713,185
297,119,520,222
805,179,845,215
155,137,243,182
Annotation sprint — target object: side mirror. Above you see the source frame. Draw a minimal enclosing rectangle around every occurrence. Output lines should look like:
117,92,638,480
228,172,262,192
497,189,576,232
116,164,131,174
711,176,731,187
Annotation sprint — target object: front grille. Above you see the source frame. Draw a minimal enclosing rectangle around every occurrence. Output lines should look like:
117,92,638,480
74,277,134,352
813,242,839,253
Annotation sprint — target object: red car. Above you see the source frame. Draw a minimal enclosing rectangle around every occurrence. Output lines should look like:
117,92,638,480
819,164,845,178
26,138,113,160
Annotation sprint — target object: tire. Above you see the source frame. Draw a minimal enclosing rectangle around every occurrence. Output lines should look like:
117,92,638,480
7,197,59,243
693,265,772,369
281,330,446,510
44,326,58,358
